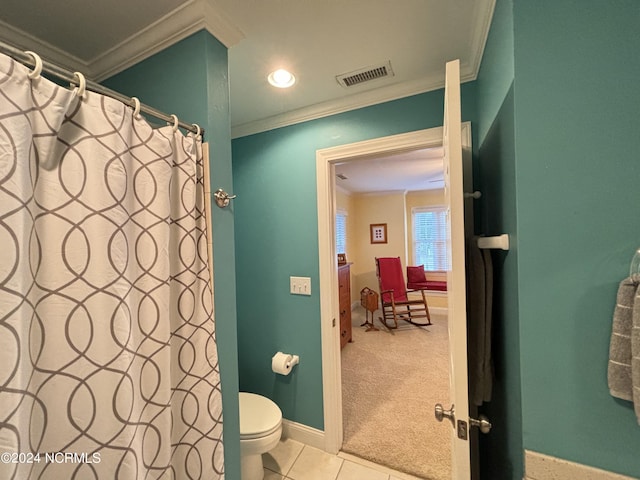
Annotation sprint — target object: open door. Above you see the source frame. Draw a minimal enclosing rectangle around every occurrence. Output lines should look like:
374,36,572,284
435,58,472,479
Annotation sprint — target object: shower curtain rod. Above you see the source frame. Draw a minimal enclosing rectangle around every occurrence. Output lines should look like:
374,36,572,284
0,40,203,137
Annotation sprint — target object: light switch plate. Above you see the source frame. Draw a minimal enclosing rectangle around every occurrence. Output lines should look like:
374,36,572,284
290,276,311,295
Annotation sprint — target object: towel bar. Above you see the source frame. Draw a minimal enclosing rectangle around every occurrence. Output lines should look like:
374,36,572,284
477,234,509,251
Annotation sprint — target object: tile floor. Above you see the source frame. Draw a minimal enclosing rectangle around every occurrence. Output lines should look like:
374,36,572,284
262,438,424,480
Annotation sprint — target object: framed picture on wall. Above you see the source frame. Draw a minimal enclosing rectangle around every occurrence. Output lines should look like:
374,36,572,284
370,223,387,244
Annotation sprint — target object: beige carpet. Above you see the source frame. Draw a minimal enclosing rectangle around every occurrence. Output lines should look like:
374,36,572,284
341,306,451,480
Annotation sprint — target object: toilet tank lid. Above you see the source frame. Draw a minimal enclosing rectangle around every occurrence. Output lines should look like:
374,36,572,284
239,392,282,436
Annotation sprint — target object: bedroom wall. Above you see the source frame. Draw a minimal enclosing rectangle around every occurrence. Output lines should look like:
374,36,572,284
351,192,407,302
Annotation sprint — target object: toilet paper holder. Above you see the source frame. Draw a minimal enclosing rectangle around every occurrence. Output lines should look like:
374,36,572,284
272,351,300,375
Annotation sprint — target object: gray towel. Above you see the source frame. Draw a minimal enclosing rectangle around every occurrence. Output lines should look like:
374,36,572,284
481,248,493,404
633,284,640,424
467,238,493,406
608,277,640,423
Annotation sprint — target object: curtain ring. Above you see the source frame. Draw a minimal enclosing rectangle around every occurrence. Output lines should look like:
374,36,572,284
192,123,201,138
72,71,86,98
24,50,43,79
131,97,141,118
170,114,179,132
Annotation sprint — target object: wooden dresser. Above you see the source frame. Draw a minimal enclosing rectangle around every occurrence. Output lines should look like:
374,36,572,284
338,263,352,348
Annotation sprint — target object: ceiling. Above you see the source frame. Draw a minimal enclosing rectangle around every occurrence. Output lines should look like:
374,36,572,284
335,147,445,194
0,0,495,192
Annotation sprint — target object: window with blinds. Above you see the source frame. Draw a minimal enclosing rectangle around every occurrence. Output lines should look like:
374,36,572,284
336,211,347,255
412,206,450,271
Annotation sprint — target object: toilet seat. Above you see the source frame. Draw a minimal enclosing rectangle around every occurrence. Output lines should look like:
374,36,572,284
239,392,282,440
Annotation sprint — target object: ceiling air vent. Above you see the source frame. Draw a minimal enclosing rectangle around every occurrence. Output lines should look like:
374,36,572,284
336,61,394,87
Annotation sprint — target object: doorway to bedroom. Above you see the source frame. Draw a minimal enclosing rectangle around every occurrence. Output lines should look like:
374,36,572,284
317,124,470,480
333,144,452,480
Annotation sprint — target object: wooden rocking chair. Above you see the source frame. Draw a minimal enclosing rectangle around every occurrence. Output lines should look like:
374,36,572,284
375,257,432,329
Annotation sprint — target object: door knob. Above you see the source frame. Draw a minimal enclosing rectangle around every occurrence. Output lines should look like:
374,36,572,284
470,415,492,434
434,403,455,427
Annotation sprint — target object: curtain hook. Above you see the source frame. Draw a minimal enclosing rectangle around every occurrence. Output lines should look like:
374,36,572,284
24,50,43,80
170,114,179,132
192,123,201,138
72,71,86,98
131,97,141,118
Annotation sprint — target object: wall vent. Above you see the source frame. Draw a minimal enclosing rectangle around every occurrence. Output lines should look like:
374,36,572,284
336,61,394,87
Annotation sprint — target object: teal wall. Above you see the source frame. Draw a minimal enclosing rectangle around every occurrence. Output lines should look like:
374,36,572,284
232,85,477,429
475,1,522,478
476,0,514,146
512,0,640,477
104,31,240,479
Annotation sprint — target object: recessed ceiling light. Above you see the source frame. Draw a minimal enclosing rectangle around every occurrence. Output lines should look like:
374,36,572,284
268,69,296,88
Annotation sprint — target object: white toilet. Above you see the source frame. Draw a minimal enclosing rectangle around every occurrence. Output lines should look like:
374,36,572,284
239,392,283,480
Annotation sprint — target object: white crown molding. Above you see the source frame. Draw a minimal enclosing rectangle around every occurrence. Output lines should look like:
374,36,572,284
0,18,90,72
231,65,476,139
467,0,496,80
232,73,442,139
0,0,244,82
92,0,244,81
202,0,245,47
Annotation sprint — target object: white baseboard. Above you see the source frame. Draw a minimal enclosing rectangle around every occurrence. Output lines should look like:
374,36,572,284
524,450,638,480
351,302,448,317
282,419,325,451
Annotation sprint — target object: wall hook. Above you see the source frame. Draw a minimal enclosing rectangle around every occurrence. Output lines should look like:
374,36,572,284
214,188,237,208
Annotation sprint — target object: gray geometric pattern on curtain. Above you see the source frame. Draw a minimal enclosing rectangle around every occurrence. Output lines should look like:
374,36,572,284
0,53,223,479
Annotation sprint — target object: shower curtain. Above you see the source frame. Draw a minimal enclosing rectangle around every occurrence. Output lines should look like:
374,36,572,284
0,53,224,479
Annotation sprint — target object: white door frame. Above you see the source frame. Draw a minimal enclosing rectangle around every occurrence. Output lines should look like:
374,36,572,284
316,123,471,454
